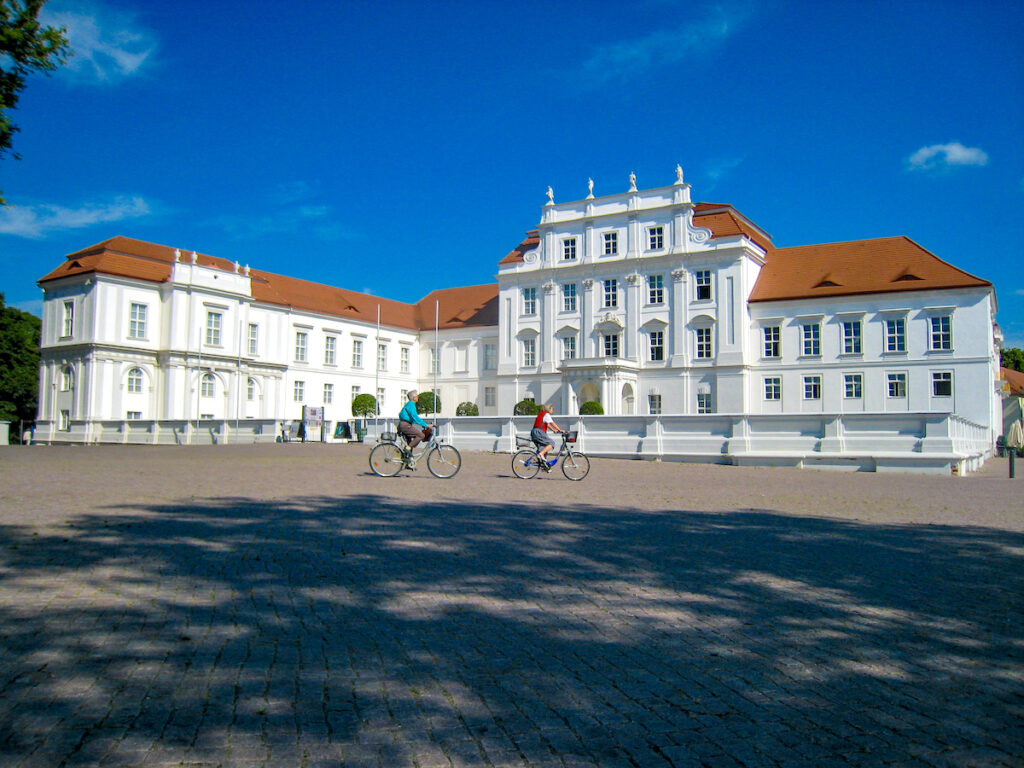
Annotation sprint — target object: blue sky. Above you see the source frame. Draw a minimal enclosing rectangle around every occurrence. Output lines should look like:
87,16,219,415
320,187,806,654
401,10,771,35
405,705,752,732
2,0,1022,346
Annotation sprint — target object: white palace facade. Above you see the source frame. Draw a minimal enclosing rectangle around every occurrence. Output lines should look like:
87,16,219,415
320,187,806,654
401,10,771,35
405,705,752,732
35,169,1003,472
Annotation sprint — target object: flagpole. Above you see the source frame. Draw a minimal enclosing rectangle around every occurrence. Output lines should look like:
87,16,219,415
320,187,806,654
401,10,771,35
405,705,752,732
434,299,439,422
375,304,381,434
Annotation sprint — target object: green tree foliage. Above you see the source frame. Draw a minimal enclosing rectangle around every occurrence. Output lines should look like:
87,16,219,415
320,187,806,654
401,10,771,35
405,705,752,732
415,391,440,415
0,293,41,432
1,1,71,204
1001,347,1024,373
351,393,377,417
513,399,539,416
579,400,604,415
455,401,478,416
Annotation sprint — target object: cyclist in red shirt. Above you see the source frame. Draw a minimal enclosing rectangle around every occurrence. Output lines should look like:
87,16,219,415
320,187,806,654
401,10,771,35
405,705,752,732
530,404,566,471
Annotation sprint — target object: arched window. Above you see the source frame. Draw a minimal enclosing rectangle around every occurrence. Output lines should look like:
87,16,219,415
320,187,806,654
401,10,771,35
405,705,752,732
127,368,144,394
201,373,216,398
247,377,256,401
60,365,74,391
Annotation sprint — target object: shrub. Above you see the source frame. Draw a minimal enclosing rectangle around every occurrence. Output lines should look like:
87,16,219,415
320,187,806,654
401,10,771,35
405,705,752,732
513,399,539,416
455,401,479,416
351,393,377,417
416,391,440,415
579,400,604,415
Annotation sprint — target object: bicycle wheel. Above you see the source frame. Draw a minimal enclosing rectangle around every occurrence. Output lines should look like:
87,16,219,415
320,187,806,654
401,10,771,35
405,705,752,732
561,451,590,481
512,449,541,479
369,442,405,477
427,444,461,478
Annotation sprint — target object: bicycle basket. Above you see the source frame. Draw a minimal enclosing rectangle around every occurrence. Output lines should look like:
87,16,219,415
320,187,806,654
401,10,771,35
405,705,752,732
515,435,534,448
380,432,397,442
565,430,578,443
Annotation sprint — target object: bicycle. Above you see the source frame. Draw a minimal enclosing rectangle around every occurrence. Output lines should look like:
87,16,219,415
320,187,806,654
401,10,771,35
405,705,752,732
368,426,462,478
511,430,590,481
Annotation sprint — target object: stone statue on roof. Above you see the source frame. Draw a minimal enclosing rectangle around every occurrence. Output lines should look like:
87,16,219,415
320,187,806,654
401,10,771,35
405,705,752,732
629,172,637,192
676,164,684,184
546,186,554,204
587,178,594,198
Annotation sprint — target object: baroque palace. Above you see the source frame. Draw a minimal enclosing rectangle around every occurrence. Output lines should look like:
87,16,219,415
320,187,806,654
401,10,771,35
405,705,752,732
35,169,1002,472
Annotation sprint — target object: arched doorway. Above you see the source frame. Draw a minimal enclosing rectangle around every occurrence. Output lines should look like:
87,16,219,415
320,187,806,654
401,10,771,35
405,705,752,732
621,383,635,415
577,381,600,413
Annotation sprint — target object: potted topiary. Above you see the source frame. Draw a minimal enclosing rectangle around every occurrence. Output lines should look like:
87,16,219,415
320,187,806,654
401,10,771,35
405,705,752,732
579,400,604,415
513,399,539,416
455,402,479,416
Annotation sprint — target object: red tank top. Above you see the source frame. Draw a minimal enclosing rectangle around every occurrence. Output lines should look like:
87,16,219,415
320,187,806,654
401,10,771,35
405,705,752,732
533,411,549,431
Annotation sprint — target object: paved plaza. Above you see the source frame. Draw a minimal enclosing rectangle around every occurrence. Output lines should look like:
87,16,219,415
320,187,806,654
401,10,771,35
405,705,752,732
0,443,1021,768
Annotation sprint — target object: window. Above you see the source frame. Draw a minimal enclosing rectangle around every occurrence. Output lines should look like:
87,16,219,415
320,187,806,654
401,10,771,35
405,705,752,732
603,279,618,308
483,344,496,370
294,381,305,402
603,333,619,357
885,318,906,353
205,311,222,346
562,335,576,360
129,303,147,339
126,411,142,420
842,320,862,355
351,385,360,402
247,378,256,401
484,387,496,407
932,371,952,397
127,367,143,394
352,339,363,368
803,375,822,400
648,226,664,250
648,274,664,304
603,232,618,255
930,315,952,350
429,348,439,374
802,323,820,356
60,366,73,391
200,414,214,420
377,343,387,371
522,287,537,315
562,283,577,312
648,394,662,415
764,377,781,401
201,373,215,398
401,346,411,373
697,393,712,414
59,410,70,431
523,338,536,366
844,374,863,399
295,331,308,362
649,330,664,361
562,238,577,261
247,324,259,356
324,383,334,404
325,336,337,365
887,373,907,398
376,388,385,411
695,270,712,301
62,301,74,337
763,326,780,358
695,327,712,359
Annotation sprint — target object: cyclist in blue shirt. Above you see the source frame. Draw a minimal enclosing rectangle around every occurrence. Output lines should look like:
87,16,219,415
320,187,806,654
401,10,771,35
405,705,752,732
398,390,431,461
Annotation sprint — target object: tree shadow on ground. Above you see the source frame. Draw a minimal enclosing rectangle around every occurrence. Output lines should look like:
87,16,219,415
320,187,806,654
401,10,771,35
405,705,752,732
0,495,1022,767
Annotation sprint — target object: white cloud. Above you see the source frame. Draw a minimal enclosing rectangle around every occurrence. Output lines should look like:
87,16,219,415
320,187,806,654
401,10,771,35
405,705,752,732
906,142,989,172
0,196,150,238
42,3,157,83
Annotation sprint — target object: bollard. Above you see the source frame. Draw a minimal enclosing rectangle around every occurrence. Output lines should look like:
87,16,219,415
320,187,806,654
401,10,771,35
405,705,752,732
1011,451,1016,479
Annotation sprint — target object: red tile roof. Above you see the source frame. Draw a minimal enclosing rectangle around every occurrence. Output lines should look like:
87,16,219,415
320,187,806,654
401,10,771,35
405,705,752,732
498,230,540,265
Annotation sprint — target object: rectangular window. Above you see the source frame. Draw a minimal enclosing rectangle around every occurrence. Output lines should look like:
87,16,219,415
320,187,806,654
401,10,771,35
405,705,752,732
206,311,222,346
764,377,781,401
351,385,360,403
842,321,862,355
648,226,664,250
295,331,308,362
59,410,70,431
376,388,385,410
325,336,337,365
483,343,496,370
932,371,952,397
563,335,576,360
603,232,618,255
695,270,712,301
648,274,664,304
294,381,305,402
61,367,73,391
560,283,577,313
803,375,822,400
401,346,411,373
352,339,363,368
697,393,712,414
429,348,439,374
649,330,664,361
62,301,74,337
763,326,780,358
129,303,147,339
247,378,255,401
844,373,863,399
523,338,536,367
887,373,907,398
484,386,496,407
201,374,215,398
648,394,662,415
695,327,712,359
126,411,142,420
522,287,537,315
127,368,143,394
562,238,577,261
603,279,618,308
802,323,820,356
603,333,619,357
885,318,906,352
930,315,952,350
248,323,259,356
377,343,387,372
324,383,334,404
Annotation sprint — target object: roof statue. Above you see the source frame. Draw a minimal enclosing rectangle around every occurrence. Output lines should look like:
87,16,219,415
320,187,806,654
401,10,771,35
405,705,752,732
629,172,637,192
676,164,684,184
546,186,554,205
587,178,594,199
